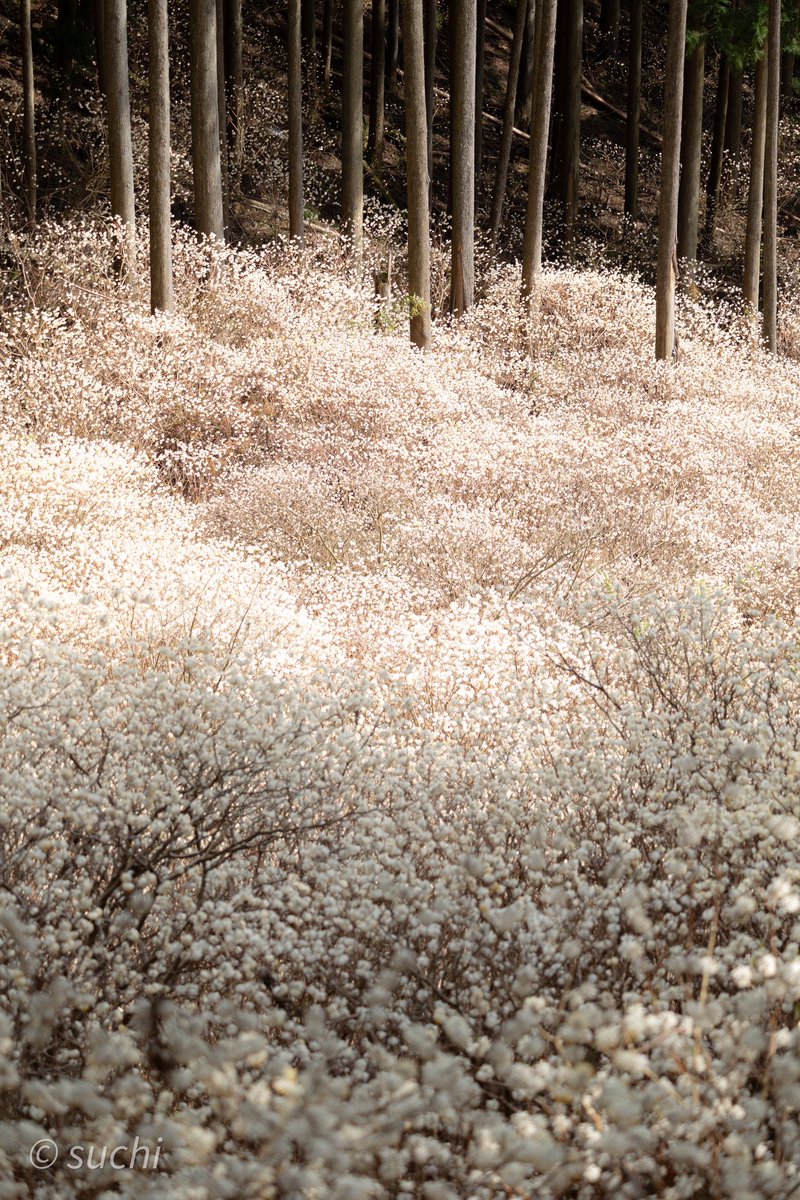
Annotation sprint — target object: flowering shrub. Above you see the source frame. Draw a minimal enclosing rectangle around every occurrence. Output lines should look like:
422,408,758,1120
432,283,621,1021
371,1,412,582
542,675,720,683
2,220,800,1196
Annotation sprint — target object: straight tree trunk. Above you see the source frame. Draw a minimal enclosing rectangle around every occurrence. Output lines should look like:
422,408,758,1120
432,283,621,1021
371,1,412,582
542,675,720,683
560,0,582,248
148,0,173,312
702,51,728,251
654,0,688,360
677,38,704,264
402,0,432,348
288,0,304,240
105,0,136,268
323,0,335,89
516,0,537,124
450,0,476,314
21,0,36,224
368,0,386,163
624,0,642,217
93,0,106,93
424,0,438,193
189,0,225,240
387,0,400,92
475,0,487,184
743,53,767,314
224,0,243,175
215,0,230,228
341,0,364,252
521,0,558,300
723,64,742,168
489,0,528,243
763,0,780,351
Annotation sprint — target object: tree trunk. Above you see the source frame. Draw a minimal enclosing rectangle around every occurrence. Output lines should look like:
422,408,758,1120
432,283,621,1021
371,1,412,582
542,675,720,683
342,0,364,252
723,64,742,169
521,0,558,300
624,0,642,217
743,53,767,314
677,38,704,265
599,0,619,54
387,0,399,93
148,0,173,312
560,0,582,249
189,0,224,240
21,0,36,224
702,51,728,252
224,0,243,176
288,0,304,240
475,0,487,184
489,0,528,243
781,50,795,100
450,0,476,314
516,0,537,125
368,0,386,163
215,0,229,229
654,0,688,360
402,0,432,348
424,0,437,196
302,0,316,71
323,0,335,89
93,0,106,93
105,0,136,268
763,0,780,351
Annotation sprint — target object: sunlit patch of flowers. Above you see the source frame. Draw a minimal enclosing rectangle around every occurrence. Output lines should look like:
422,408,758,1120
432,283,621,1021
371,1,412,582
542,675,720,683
2,219,800,1196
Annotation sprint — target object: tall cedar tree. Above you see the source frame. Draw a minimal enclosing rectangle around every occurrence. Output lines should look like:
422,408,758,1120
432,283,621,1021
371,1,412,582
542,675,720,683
521,0,558,300
368,0,386,163
743,53,767,313
224,0,244,174
342,0,364,251
21,0,36,223
763,0,780,350
655,0,689,359
677,37,705,264
560,0,582,248
148,0,173,311
402,0,432,348
489,0,529,243
189,0,225,239
703,51,729,250
450,0,476,313
288,0,304,240
424,0,438,194
625,0,642,216
475,0,488,182
105,0,136,268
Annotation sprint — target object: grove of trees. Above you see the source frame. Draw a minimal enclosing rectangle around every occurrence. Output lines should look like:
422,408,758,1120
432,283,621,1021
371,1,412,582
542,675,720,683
7,0,800,354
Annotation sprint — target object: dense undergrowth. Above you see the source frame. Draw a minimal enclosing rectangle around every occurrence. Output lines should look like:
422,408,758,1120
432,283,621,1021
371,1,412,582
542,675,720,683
2,221,800,1198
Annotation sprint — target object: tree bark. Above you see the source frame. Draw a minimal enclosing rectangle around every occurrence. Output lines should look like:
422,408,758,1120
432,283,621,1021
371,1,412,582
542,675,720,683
424,0,438,196
288,0,305,240
624,0,642,217
402,0,432,348
21,0,36,224
677,38,704,265
323,0,335,89
475,0,488,184
516,0,537,125
763,0,780,351
387,0,400,93
105,0,136,268
215,0,230,229
148,0,173,312
521,0,557,300
190,0,224,240
723,64,742,168
702,50,728,252
743,53,767,315
489,0,528,243
368,0,386,163
654,0,688,360
341,0,364,252
224,0,243,176
560,0,582,249
450,0,476,314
